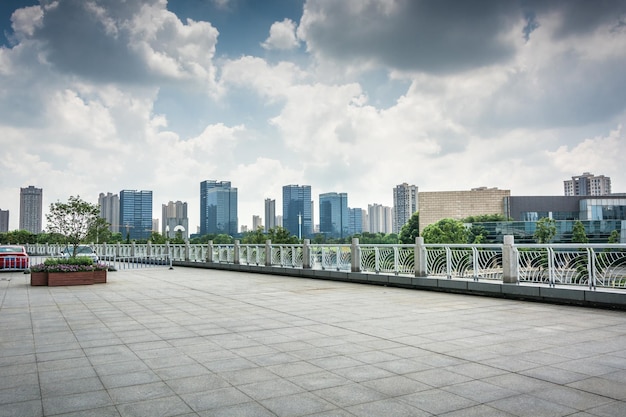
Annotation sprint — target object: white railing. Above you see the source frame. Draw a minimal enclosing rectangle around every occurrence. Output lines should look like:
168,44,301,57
22,239,626,290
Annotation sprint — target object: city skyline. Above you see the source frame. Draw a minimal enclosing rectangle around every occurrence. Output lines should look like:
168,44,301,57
0,1,625,231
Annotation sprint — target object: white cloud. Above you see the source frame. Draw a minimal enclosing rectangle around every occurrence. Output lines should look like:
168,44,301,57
262,18,299,50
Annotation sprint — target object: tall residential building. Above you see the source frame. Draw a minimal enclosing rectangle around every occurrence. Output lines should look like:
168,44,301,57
368,203,393,234
200,180,238,236
162,200,189,239
119,190,153,240
0,209,8,233
264,198,276,231
98,192,120,233
348,208,363,236
19,186,42,233
282,185,312,239
564,172,611,196
392,183,418,233
252,215,263,231
319,192,349,238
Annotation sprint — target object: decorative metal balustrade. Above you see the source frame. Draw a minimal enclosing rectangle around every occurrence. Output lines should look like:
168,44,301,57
22,239,626,289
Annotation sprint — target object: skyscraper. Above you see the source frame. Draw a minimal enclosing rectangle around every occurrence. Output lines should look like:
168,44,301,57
0,209,8,233
348,208,363,236
319,192,348,238
264,198,276,231
19,186,42,233
98,192,120,233
282,185,312,239
119,190,153,240
393,183,418,233
200,180,238,236
564,172,611,196
162,200,189,239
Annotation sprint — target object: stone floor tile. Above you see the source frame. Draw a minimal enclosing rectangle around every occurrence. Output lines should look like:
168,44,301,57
116,395,192,417
239,378,305,400
180,386,251,412
567,377,626,400
42,390,113,416
260,392,336,417
399,388,479,415
347,398,430,417
488,393,579,417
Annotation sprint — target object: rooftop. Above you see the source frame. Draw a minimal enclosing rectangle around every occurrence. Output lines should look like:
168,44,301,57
1,267,625,416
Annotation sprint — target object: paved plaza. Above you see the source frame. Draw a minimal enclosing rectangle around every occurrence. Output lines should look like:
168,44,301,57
1,267,625,417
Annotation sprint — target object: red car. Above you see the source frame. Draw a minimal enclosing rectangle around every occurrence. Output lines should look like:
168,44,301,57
0,245,30,270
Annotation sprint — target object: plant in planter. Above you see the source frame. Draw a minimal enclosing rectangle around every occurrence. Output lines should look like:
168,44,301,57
44,257,97,286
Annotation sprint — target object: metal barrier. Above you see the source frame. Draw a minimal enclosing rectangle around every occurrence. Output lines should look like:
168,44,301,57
23,239,626,290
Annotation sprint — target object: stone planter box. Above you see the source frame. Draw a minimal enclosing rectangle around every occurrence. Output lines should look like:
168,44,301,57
48,271,95,286
30,272,48,286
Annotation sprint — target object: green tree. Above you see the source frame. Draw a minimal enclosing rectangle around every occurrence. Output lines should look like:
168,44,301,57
462,214,509,223
422,218,468,244
85,217,112,244
571,220,589,244
468,224,487,243
213,234,234,244
46,195,100,257
148,232,167,244
534,217,557,243
608,230,620,243
399,212,419,244
242,227,267,244
267,227,299,244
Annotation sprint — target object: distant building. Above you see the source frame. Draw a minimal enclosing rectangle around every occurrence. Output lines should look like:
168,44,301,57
119,190,153,240
564,172,611,196
361,210,369,233
348,208,363,236
0,209,8,233
162,200,188,239
252,215,263,231
368,203,392,234
200,180,238,236
276,215,283,228
282,185,312,239
264,198,276,231
393,183,418,233
19,186,42,233
319,192,349,238
98,192,120,233
418,187,511,233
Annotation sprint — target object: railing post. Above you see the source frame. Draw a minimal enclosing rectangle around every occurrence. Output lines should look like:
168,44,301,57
147,241,152,258
265,240,272,266
502,235,518,284
116,242,121,257
184,241,190,261
351,238,361,272
206,241,213,263
415,237,427,277
303,239,311,269
234,240,240,264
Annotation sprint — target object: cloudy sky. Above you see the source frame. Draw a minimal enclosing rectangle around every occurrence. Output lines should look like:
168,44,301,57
1,0,625,233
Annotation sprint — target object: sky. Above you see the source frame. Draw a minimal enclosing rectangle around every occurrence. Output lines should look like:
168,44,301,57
1,0,625,233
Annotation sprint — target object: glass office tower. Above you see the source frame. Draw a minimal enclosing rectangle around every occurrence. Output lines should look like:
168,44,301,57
119,190,153,241
200,180,238,236
319,192,349,239
282,185,312,239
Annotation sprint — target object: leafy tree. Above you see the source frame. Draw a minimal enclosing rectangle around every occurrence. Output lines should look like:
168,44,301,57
468,224,487,243
267,227,299,244
422,218,468,244
534,217,557,244
148,232,167,244
213,234,234,244
571,220,589,244
242,227,267,244
462,214,509,223
46,195,100,257
399,212,419,244
608,230,620,243
85,217,112,244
